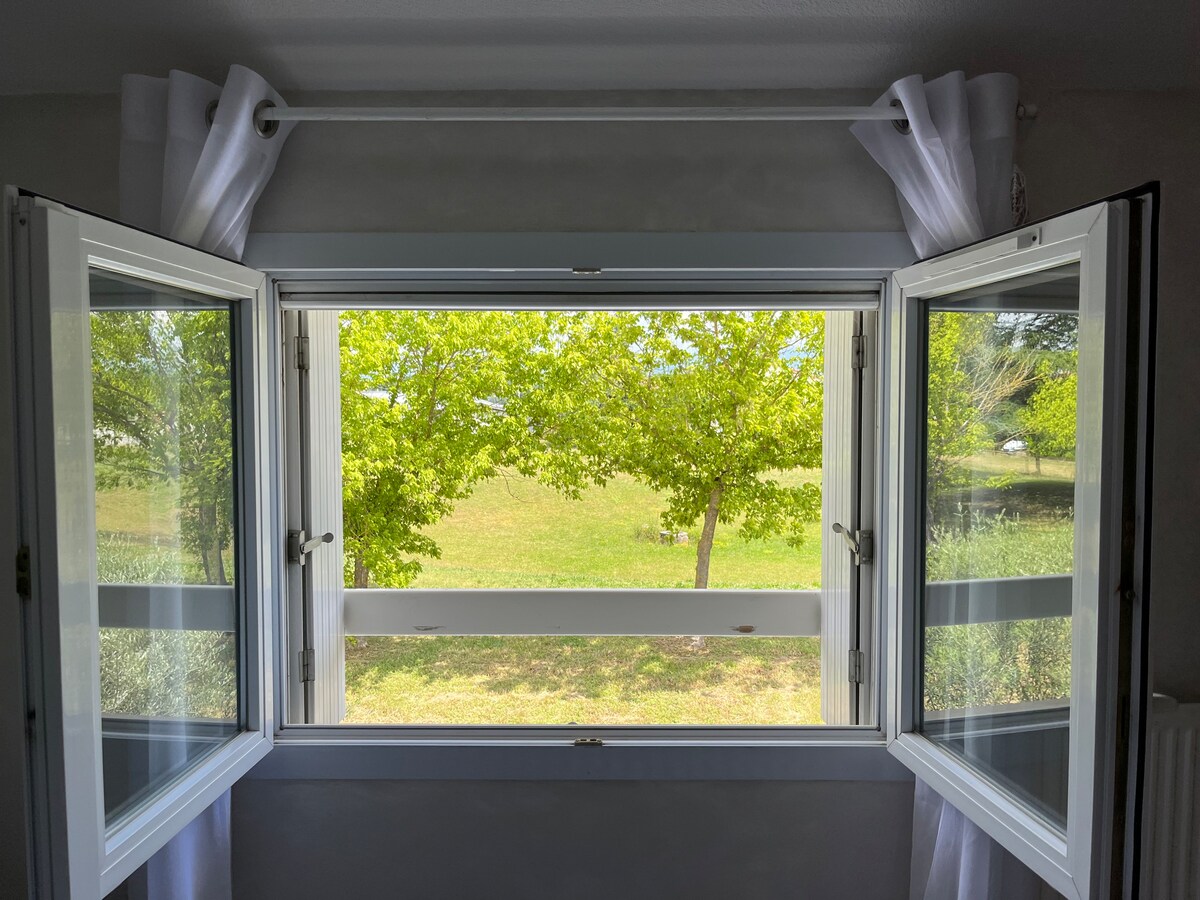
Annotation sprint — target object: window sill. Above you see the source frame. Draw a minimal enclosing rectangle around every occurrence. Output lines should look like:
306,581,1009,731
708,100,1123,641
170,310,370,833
248,732,910,782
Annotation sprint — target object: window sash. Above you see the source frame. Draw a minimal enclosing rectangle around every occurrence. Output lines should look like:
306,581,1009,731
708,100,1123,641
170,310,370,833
13,195,276,897
885,200,1142,900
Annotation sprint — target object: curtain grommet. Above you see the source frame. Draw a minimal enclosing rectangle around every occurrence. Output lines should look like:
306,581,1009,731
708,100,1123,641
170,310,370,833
254,99,280,138
889,99,911,135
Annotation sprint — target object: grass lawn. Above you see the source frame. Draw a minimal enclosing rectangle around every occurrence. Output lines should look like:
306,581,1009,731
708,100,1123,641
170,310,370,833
408,469,822,590
344,635,822,725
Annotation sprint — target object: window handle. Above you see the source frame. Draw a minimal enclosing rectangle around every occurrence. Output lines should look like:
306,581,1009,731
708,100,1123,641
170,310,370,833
288,529,334,565
831,523,872,566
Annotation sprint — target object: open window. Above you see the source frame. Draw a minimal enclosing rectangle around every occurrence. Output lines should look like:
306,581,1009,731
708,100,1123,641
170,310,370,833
8,183,1152,897
10,194,274,897
279,293,880,732
885,195,1154,898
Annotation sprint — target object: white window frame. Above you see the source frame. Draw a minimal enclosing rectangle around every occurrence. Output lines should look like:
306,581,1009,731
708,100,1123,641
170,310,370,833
279,291,878,739
10,193,277,898
254,232,914,746
884,201,1146,899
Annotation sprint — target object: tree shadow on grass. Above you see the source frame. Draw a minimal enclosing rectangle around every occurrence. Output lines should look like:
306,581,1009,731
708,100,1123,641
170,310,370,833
932,476,1075,527
345,635,820,699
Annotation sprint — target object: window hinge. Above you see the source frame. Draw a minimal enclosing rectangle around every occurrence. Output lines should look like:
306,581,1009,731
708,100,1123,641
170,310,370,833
848,649,865,684
299,648,315,683
851,333,867,369
15,545,31,598
294,335,310,371
573,738,604,747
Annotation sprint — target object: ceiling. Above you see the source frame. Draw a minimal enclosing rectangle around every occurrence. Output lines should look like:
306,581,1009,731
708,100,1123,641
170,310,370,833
4,0,1198,95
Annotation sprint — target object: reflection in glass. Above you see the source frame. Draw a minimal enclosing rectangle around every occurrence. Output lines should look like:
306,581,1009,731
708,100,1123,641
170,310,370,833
90,270,240,827
919,264,1080,830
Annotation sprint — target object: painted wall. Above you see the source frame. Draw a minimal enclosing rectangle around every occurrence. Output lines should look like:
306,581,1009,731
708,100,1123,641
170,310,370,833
231,778,915,899
1017,89,1200,705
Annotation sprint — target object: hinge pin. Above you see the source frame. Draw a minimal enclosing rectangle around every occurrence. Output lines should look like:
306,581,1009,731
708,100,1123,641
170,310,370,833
848,649,865,684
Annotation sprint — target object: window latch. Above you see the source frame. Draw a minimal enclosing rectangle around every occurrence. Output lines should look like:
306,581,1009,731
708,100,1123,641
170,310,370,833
288,529,334,565
831,523,872,566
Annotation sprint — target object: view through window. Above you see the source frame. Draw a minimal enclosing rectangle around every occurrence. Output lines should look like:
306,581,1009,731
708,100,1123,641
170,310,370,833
294,306,865,727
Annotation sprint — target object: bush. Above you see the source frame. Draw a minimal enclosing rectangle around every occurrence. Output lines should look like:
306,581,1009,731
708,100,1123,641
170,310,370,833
923,513,1073,711
97,533,236,721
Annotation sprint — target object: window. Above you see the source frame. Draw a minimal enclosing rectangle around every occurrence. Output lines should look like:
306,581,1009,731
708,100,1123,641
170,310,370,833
281,297,878,730
12,196,273,896
887,198,1153,899
10,189,1151,900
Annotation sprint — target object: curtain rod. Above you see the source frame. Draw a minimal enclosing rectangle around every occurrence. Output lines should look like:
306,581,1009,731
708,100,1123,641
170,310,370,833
255,103,1039,125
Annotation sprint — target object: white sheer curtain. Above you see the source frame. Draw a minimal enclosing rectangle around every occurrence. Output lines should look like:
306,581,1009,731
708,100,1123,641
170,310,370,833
850,71,1019,259
117,64,292,900
853,71,1043,899
127,792,232,900
909,779,1051,899
120,65,294,261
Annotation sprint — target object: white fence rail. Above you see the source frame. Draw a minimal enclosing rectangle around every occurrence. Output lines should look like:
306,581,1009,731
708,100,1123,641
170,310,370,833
343,588,823,637
97,583,236,632
923,575,1072,627
93,575,1073,637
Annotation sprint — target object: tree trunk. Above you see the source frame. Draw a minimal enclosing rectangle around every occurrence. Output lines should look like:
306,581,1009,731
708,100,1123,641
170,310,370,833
353,555,370,589
1034,455,1042,475
693,483,723,589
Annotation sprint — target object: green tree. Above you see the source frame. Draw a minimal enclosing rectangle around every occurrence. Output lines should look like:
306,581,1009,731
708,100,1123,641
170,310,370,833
1020,362,1077,471
339,310,551,588
547,311,825,588
925,312,1039,519
90,307,235,585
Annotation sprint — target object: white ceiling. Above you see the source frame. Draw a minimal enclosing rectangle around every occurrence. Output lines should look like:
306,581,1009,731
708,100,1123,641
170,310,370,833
4,0,1198,95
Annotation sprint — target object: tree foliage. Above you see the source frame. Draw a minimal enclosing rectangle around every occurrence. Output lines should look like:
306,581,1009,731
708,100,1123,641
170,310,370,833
1021,363,1078,462
338,310,825,589
339,310,554,588
537,311,825,588
90,306,235,585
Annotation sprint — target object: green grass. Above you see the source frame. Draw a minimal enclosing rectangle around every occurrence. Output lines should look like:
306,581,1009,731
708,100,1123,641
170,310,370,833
409,470,822,590
345,635,822,725
924,484,1075,711
347,469,827,725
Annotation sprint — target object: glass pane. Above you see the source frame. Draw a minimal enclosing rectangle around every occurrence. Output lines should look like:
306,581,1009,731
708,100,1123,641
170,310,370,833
89,270,241,828
919,264,1080,830
326,308,851,725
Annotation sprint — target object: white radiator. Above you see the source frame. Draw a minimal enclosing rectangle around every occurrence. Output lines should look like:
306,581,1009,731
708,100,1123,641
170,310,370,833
1143,695,1200,898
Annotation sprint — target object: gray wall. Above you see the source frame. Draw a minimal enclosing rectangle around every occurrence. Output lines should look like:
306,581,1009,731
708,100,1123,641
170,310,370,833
231,778,914,899
1018,89,1200,705
1,87,1197,900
